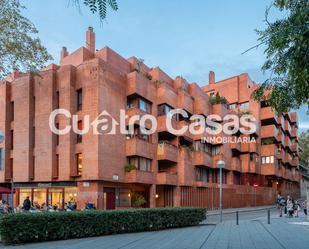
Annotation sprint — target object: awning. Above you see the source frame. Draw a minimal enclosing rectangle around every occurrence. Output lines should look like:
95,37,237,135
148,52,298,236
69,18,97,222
0,187,11,194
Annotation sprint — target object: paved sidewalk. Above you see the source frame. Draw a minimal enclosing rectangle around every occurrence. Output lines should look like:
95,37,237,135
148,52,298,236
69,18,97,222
2,214,309,249
207,205,275,216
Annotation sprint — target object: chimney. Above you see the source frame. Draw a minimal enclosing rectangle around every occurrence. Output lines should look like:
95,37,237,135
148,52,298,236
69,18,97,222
86,26,95,53
60,47,68,60
209,71,215,85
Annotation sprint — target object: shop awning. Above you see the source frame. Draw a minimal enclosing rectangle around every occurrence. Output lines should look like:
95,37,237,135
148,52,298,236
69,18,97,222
0,187,11,194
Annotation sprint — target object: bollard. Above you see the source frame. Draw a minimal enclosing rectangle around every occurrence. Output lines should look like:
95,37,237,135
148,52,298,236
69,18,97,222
236,211,239,225
267,209,270,224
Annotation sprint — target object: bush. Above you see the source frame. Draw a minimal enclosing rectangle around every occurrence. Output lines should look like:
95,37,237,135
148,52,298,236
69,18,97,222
0,208,206,244
209,92,228,105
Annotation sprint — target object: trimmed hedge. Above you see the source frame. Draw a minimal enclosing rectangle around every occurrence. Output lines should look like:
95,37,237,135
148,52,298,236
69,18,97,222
0,207,206,244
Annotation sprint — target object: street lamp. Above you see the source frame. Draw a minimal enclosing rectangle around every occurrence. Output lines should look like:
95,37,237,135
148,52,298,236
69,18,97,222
217,160,225,223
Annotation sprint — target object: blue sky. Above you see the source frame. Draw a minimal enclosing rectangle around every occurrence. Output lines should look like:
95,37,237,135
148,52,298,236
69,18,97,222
22,0,308,131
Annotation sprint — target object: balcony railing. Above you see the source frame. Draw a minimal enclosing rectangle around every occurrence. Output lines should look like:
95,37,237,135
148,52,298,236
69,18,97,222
192,151,212,167
125,170,154,184
126,138,155,159
156,171,178,185
157,142,178,162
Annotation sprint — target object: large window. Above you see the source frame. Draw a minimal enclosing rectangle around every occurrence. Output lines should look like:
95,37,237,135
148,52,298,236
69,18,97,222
211,145,222,155
128,157,151,172
228,103,237,110
261,156,274,164
76,120,83,143
158,104,176,119
77,88,83,111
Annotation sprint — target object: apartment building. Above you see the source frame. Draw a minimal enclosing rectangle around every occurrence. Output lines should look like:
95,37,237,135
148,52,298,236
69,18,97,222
203,74,300,197
0,28,300,210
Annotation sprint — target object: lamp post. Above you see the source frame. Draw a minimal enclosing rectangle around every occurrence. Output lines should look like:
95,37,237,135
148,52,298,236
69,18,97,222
217,160,225,223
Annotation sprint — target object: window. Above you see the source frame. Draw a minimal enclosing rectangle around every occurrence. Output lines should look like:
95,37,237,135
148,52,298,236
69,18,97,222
56,91,59,109
76,153,82,176
128,157,151,172
195,167,208,182
262,156,274,164
0,148,4,170
211,145,221,155
127,98,133,109
56,123,59,145
32,127,35,147
11,101,14,121
195,141,212,154
10,130,13,150
239,102,249,110
228,103,237,110
77,89,82,111
158,104,176,119
139,99,151,113
76,120,83,143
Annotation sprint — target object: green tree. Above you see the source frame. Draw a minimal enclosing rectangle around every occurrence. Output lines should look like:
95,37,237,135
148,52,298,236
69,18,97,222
74,0,118,21
250,0,309,114
0,0,52,78
299,129,309,163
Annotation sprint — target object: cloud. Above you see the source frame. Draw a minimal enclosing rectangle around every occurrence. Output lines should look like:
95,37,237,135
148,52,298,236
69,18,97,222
299,122,309,129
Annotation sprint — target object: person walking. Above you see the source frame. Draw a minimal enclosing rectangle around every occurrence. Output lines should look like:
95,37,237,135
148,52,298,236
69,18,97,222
303,200,307,216
277,194,286,217
286,196,294,217
23,196,31,211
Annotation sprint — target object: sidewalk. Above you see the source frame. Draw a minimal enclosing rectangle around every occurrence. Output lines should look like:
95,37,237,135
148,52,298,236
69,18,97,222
3,213,309,249
207,205,275,216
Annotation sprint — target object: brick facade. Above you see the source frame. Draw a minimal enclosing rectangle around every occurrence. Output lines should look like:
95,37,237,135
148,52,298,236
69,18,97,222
0,28,300,210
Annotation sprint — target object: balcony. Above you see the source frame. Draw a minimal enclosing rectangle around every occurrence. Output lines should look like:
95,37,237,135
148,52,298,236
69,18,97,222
276,131,283,144
230,141,241,151
231,157,241,172
157,142,178,163
283,136,291,149
192,151,212,166
157,115,178,135
127,71,155,103
261,144,276,156
291,126,297,138
261,124,278,138
126,108,153,129
177,90,194,114
249,142,258,153
284,120,292,135
291,157,299,167
260,106,275,120
284,169,291,180
157,83,177,107
156,171,178,185
126,138,155,159
212,103,228,117
261,163,278,176
178,120,193,141
125,170,154,184
193,96,210,116
291,142,298,152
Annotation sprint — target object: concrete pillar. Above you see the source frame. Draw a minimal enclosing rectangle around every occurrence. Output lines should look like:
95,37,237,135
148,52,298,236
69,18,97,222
173,186,181,207
86,27,95,53
149,184,156,208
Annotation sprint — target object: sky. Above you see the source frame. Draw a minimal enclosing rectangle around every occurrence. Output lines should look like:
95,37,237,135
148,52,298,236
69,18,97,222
21,0,308,132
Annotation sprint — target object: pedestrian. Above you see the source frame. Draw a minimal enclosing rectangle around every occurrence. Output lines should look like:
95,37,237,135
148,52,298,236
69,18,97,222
277,194,285,217
303,200,307,216
294,200,301,218
286,196,294,217
23,196,31,211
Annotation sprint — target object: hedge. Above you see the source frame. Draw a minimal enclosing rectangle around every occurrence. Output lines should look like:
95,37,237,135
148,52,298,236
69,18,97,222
0,207,206,244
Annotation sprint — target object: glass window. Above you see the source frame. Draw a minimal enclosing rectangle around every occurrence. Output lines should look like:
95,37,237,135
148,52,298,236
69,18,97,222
77,89,82,111
19,188,32,206
64,187,77,208
48,188,63,208
116,188,130,207
76,120,83,143
239,102,249,110
228,103,237,110
139,99,147,112
211,145,221,155
139,157,151,171
33,188,47,207
77,153,82,176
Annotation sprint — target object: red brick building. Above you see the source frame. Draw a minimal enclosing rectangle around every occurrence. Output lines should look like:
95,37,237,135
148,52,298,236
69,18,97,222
0,28,300,210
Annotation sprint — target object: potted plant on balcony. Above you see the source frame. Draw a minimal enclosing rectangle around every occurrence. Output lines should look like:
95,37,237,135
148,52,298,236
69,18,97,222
209,92,228,105
124,164,136,172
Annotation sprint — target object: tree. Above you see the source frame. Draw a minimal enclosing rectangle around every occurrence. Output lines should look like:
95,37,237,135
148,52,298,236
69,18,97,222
299,129,309,163
250,0,309,114
0,0,52,78
74,0,118,21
